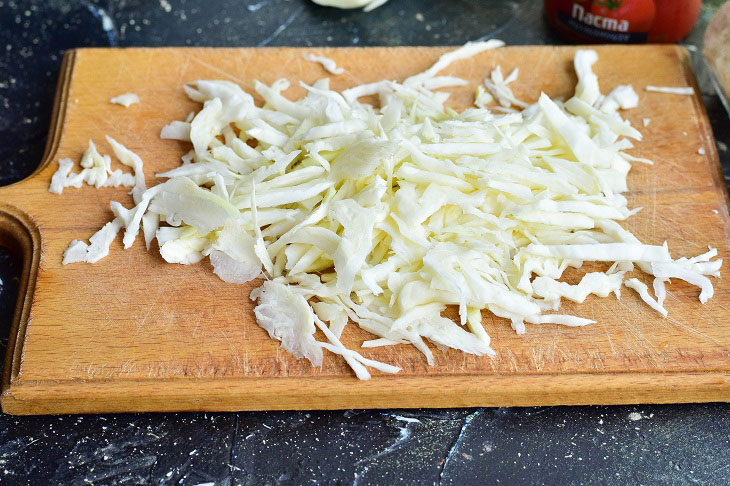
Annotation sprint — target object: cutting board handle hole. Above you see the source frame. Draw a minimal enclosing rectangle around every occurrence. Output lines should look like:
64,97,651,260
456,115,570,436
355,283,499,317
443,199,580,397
2,51,77,189
0,205,41,398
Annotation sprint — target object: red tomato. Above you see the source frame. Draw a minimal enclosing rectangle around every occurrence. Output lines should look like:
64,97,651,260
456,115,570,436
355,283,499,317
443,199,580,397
648,0,702,43
590,0,656,33
544,0,657,43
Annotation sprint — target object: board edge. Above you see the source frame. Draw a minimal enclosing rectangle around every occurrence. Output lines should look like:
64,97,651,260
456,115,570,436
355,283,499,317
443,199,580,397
0,205,43,413
2,371,730,415
0,51,75,414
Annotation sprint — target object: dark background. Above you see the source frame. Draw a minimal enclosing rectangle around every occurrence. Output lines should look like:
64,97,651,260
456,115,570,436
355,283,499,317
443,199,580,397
1,1,729,484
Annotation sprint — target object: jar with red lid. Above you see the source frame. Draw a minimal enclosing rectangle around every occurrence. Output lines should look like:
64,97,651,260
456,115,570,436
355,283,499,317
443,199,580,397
544,0,702,44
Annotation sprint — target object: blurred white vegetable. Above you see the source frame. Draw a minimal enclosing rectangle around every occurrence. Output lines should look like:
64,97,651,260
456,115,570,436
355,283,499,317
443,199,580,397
54,42,722,379
645,86,695,95
109,93,140,107
312,0,388,11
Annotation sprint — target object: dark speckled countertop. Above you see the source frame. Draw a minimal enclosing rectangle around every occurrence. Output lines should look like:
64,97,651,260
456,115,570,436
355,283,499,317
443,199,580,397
1,1,729,484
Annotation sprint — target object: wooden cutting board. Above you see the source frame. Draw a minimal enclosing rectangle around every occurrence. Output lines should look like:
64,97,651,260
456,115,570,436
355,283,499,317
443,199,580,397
1,45,729,415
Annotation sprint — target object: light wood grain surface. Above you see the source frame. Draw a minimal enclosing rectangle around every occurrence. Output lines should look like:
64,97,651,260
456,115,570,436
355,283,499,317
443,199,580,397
1,45,729,415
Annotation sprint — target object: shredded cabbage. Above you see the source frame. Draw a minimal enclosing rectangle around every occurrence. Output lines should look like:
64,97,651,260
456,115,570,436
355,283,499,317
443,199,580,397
645,86,694,95
109,93,140,107
483,65,527,109
53,43,722,379
303,54,345,75
49,141,135,194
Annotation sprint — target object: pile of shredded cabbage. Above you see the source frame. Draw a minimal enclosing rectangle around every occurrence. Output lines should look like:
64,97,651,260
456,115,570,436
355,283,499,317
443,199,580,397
52,42,722,379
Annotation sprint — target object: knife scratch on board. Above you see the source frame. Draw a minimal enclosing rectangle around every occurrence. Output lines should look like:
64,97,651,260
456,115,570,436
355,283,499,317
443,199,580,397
220,328,244,370
188,56,247,84
605,297,662,362
604,328,617,356
134,287,165,336
177,54,191,88
530,348,543,371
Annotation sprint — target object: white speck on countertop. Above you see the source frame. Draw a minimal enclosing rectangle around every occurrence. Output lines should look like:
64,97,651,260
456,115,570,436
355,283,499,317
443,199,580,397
415,12,424,21
713,209,719,214
628,412,642,421
698,147,706,155
247,1,268,11
389,414,421,424
642,118,650,127
101,13,113,31
159,0,172,12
